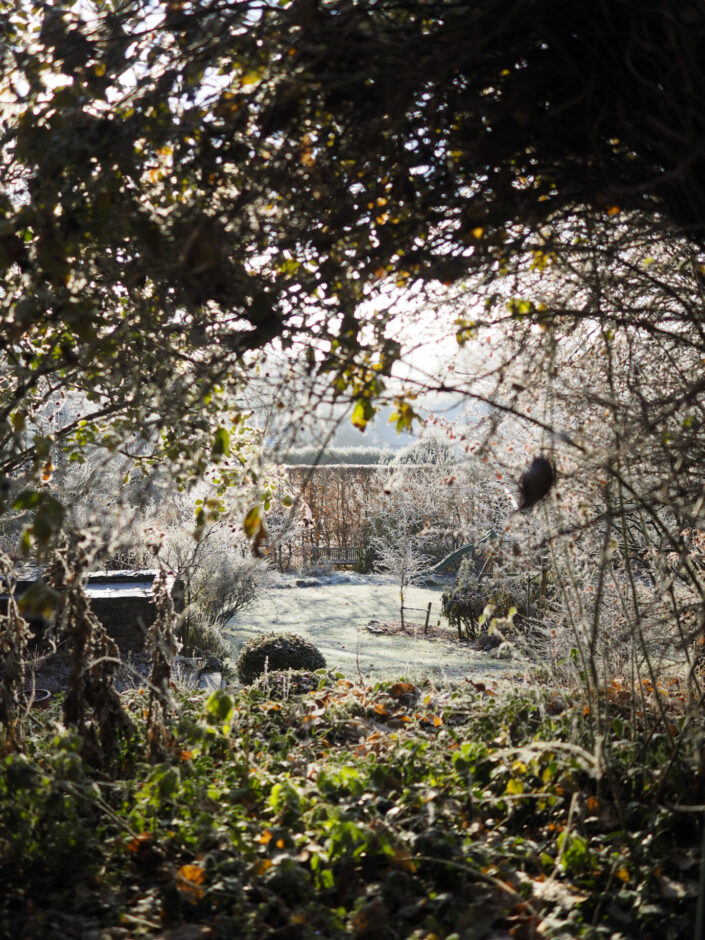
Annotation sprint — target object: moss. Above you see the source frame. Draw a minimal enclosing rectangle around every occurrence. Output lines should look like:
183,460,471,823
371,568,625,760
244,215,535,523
236,632,326,685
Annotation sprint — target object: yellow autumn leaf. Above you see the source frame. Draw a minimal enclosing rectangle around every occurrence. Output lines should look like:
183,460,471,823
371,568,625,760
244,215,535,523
243,505,262,537
178,863,206,901
239,70,262,87
351,399,373,430
178,863,206,886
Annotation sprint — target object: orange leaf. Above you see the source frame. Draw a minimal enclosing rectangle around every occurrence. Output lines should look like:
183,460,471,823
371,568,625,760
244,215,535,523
127,832,151,853
390,682,416,698
178,863,206,886
178,863,206,900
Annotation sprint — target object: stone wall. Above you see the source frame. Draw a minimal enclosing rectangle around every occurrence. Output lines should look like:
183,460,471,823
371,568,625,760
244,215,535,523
85,587,157,651
0,570,180,653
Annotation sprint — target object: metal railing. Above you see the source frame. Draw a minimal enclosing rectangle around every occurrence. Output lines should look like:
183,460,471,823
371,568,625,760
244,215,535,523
309,545,363,565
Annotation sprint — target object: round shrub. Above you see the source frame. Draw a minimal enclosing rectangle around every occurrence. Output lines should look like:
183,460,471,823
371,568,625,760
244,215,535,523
236,632,326,685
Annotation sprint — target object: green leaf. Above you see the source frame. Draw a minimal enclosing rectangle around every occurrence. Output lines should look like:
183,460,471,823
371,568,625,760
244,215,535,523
12,491,66,547
10,411,26,433
558,832,594,873
204,690,234,725
18,582,61,621
388,399,419,432
154,766,181,799
212,426,230,457
13,490,42,511
31,495,66,545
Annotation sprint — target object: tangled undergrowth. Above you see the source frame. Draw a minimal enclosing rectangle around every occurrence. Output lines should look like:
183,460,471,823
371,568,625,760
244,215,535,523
0,675,701,939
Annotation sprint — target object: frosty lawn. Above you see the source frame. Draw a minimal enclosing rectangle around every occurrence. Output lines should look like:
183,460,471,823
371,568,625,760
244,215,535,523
226,574,513,681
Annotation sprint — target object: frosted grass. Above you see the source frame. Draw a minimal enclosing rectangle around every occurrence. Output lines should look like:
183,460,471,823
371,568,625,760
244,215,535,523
226,574,513,681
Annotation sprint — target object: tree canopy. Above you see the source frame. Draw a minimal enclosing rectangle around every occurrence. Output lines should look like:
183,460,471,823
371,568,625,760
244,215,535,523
1,0,704,534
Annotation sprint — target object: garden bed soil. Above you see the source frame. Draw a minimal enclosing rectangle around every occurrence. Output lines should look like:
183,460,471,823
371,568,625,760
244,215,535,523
367,618,503,650
366,618,457,640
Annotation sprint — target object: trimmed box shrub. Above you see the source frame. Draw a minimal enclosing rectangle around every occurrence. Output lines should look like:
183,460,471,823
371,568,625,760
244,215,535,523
236,632,326,684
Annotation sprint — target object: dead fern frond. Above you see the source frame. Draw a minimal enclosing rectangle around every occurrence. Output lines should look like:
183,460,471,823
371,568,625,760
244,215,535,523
0,553,31,751
145,570,181,762
48,537,135,767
